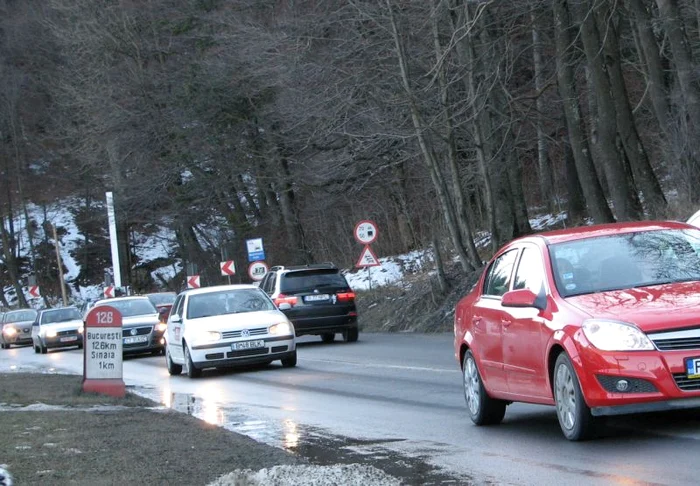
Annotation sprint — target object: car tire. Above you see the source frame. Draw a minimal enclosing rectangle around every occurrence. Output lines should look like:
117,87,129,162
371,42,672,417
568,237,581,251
166,347,182,376
77,343,83,350
41,344,48,354
321,333,335,343
183,343,201,379
281,350,297,368
553,352,598,441
462,350,507,426
34,345,40,354
342,326,359,343
1,343,8,350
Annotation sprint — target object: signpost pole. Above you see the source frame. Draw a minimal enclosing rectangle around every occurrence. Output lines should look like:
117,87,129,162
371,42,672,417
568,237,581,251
105,192,122,289
368,266,372,291
52,224,69,306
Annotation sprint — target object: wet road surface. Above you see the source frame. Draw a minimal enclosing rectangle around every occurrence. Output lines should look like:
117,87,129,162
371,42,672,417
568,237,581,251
1,333,699,485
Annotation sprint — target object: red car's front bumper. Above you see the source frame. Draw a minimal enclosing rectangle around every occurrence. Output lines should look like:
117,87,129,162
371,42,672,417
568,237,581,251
575,338,700,416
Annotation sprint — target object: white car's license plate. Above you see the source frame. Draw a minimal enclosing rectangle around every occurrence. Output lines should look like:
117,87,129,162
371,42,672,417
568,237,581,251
124,336,148,344
232,339,265,351
60,336,77,342
305,294,330,302
686,357,700,379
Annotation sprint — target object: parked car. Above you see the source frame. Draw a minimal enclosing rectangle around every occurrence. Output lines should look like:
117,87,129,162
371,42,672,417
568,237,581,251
31,307,84,354
1,308,38,349
165,285,296,378
92,296,165,356
260,263,358,343
454,221,700,441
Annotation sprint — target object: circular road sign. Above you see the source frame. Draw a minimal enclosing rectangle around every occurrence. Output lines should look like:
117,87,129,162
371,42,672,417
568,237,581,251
354,220,378,245
248,261,269,281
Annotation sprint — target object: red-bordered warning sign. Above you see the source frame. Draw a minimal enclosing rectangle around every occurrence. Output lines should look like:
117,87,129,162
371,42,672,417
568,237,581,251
354,220,378,245
356,245,381,268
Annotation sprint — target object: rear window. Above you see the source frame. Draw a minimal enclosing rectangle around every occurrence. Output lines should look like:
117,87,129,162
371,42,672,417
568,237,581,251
280,270,349,294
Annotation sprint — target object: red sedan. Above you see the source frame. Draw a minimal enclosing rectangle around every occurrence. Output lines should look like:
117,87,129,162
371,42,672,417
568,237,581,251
454,221,700,440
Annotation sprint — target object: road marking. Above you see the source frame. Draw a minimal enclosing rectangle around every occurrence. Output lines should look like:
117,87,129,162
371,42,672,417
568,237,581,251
299,357,458,374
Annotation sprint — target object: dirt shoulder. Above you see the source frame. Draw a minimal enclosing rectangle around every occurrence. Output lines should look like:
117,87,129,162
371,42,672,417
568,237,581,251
0,373,298,485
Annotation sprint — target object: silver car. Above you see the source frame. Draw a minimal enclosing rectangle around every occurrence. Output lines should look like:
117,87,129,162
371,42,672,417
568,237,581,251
31,307,84,354
1,309,37,349
92,296,166,356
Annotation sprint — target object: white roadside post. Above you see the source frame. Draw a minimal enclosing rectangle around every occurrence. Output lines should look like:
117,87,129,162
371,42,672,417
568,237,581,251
83,305,125,397
105,192,122,289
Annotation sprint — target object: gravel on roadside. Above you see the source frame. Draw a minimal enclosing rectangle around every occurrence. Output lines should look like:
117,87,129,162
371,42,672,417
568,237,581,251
0,373,299,485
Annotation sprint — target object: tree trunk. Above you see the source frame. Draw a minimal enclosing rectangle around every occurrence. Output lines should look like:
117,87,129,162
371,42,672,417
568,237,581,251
386,0,475,273
432,235,449,294
596,5,667,218
628,0,672,135
655,0,700,201
431,1,480,265
564,140,588,224
277,158,313,265
449,0,499,252
570,0,641,221
532,11,554,212
553,0,615,223
0,215,28,308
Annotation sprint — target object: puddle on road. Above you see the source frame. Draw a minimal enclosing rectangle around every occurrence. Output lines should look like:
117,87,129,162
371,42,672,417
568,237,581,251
134,386,471,486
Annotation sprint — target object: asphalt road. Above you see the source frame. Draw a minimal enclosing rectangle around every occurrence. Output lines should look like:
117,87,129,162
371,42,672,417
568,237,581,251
2,333,699,485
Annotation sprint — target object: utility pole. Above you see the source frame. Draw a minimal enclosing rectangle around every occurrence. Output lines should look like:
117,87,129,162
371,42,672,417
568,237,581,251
52,224,68,306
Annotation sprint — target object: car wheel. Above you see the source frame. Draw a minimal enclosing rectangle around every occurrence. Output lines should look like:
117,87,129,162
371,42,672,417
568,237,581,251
166,347,182,376
462,350,507,426
342,326,359,343
183,343,201,378
41,344,48,354
77,343,83,350
321,333,335,343
553,353,597,441
34,345,40,354
1,343,8,349
281,350,297,368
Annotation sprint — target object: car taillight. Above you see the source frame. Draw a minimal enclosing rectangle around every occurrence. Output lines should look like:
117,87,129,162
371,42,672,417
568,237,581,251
274,294,298,306
336,292,356,302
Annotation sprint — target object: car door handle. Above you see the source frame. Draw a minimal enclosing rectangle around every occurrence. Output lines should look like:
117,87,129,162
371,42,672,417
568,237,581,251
501,318,512,327
472,316,482,328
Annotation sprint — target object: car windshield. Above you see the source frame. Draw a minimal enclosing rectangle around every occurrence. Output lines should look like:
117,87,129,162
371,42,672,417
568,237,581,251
187,289,274,319
147,293,176,306
549,228,700,297
101,299,157,317
280,270,349,293
41,308,82,324
5,310,37,322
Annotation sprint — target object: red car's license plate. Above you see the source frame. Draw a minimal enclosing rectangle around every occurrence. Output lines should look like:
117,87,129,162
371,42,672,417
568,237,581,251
686,357,700,379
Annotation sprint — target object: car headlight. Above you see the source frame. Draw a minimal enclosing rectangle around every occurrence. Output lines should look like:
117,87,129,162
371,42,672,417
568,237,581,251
193,331,221,343
582,319,654,351
78,326,84,334
3,326,17,336
269,322,293,336
155,323,167,333
45,330,58,338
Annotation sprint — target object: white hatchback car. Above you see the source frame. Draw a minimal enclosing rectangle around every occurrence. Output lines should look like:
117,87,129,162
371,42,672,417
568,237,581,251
165,285,297,378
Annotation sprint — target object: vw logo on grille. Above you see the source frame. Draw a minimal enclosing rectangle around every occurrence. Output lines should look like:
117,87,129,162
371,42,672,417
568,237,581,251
130,328,138,336
241,329,250,337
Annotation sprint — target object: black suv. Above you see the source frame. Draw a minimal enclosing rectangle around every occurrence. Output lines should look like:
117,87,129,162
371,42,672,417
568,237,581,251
260,264,358,343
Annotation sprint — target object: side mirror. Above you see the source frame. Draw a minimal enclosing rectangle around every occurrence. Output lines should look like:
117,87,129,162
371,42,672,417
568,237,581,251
170,315,182,324
278,303,292,311
502,289,546,311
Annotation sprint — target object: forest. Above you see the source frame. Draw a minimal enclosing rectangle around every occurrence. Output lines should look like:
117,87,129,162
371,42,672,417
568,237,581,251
2,0,700,307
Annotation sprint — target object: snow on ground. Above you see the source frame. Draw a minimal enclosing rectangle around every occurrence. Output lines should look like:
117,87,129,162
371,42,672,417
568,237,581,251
208,464,401,486
344,249,432,291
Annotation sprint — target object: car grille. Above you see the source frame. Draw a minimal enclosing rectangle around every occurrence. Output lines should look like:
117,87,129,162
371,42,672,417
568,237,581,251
673,373,700,391
205,353,225,360
221,327,267,339
57,330,77,337
649,328,700,351
122,326,152,337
